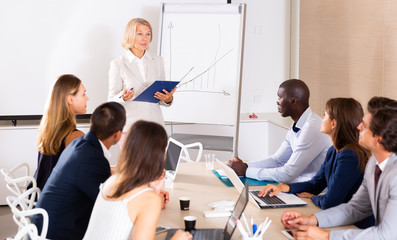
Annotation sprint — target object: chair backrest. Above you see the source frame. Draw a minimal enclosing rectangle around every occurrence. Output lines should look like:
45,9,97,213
6,187,48,239
180,142,203,163
1,162,40,207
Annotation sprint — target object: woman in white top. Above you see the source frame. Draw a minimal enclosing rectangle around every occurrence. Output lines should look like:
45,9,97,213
84,120,191,240
108,18,176,147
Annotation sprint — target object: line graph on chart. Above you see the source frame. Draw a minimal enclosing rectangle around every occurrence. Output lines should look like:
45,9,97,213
163,21,235,97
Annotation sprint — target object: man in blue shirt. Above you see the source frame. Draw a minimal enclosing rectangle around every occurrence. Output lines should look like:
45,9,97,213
230,79,331,183
32,102,126,239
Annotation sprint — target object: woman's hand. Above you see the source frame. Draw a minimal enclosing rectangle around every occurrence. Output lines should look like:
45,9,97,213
259,183,289,197
159,190,169,209
155,87,176,103
150,172,165,193
121,88,134,101
297,192,315,199
170,230,193,240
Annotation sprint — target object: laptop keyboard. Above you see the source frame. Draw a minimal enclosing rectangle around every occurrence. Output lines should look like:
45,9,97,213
191,229,223,240
250,190,286,205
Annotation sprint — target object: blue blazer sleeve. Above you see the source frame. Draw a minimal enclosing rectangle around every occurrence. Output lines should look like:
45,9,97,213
311,148,364,209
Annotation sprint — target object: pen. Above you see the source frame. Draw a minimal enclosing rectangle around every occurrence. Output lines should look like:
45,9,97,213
258,219,272,238
250,215,254,235
254,217,268,238
253,222,263,238
119,87,133,98
241,213,251,236
252,224,257,235
235,219,249,238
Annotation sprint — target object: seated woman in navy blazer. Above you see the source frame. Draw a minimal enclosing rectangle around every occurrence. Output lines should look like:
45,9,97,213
259,98,374,228
33,74,89,190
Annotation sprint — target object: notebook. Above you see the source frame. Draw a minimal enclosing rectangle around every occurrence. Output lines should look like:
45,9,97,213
165,181,249,240
215,159,307,209
165,138,184,180
212,169,279,187
133,80,180,103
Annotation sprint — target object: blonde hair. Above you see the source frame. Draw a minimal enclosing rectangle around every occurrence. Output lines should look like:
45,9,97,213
37,75,81,155
121,18,153,50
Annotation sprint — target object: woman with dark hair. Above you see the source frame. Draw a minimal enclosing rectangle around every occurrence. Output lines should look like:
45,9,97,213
83,120,191,240
33,74,89,190
259,98,374,228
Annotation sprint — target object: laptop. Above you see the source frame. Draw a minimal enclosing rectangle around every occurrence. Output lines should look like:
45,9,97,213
165,138,184,179
165,181,249,240
215,159,307,209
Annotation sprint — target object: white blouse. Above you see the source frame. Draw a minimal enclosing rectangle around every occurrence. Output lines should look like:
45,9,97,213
108,50,170,131
83,181,153,240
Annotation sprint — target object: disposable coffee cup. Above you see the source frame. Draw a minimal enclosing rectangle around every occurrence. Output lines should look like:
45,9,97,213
184,216,196,232
179,197,190,210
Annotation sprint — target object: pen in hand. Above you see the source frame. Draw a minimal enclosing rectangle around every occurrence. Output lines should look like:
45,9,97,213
119,88,134,99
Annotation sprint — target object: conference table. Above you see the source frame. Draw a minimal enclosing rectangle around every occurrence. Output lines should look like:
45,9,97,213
155,162,355,239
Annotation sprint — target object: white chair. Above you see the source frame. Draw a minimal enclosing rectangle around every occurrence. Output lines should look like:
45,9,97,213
180,142,204,163
1,162,40,207
6,224,40,240
169,137,203,163
6,187,48,240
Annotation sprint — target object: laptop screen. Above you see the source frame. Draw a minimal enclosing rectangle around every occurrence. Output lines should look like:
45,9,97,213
224,181,249,239
165,139,183,172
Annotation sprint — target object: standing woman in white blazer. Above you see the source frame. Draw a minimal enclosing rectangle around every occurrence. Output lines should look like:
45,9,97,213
108,18,175,147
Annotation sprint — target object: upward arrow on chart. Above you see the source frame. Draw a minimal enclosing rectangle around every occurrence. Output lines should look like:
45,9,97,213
167,22,174,80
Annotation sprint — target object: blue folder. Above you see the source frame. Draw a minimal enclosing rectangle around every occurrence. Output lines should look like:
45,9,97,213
212,170,278,187
133,80,180,103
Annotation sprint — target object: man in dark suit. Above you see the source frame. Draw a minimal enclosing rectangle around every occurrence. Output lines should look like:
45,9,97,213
279,97,397,240
32,102,126,240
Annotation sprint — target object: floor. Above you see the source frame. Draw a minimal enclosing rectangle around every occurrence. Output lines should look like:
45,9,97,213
0,205,17,239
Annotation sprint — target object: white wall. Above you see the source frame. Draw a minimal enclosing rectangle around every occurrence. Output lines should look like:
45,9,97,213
234,0,291,114
0,0,226,117
0,0,291,117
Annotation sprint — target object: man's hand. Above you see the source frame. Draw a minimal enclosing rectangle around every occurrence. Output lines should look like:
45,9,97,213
227,157,248,177
281,210,318,229
293,225,330,240
159,190,169,209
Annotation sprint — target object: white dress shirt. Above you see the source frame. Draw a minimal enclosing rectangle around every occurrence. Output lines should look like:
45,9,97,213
98,139,111,161
377,156,389,171
246,107,332,183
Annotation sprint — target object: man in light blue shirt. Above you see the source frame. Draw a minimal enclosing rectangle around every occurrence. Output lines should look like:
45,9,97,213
230,79,331,183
